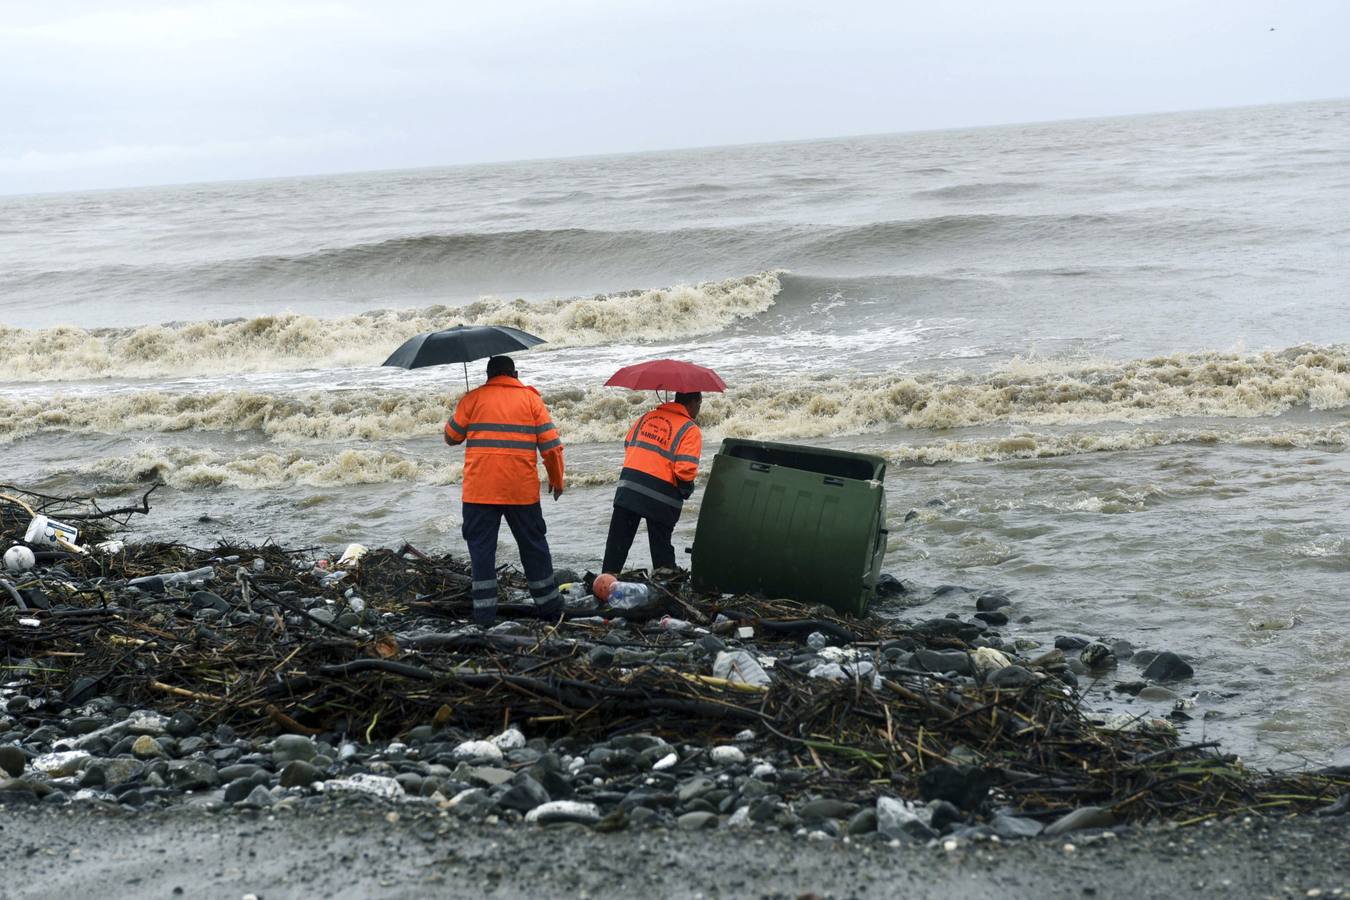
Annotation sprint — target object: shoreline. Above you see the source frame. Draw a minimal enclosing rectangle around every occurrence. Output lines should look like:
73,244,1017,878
4,794,1349,899
3,490,1350,897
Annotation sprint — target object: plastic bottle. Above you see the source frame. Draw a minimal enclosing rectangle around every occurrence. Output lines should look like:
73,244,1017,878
606,582,650,610
128,566,215,592
659,615,692,632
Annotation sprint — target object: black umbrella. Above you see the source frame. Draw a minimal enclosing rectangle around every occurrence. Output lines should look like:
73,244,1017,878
382,325,546,389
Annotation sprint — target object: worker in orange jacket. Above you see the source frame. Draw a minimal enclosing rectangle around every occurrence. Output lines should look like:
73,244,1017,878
445,355,565,625
602,392,702,574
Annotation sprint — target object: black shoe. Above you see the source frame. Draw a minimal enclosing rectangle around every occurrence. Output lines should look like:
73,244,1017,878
471,605,497,628
535,597,563,620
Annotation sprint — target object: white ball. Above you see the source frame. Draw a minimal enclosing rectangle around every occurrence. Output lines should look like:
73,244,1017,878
4,545,36,572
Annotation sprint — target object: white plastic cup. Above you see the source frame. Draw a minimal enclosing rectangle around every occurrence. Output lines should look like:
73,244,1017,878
23,515,80,548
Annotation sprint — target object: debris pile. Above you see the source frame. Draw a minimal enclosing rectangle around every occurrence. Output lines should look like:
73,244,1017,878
2,486,1348,837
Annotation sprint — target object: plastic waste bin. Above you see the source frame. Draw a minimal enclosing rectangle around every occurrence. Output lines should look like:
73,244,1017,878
690,439,888,616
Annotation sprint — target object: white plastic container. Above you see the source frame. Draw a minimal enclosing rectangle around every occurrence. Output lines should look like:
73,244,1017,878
23,515,79,548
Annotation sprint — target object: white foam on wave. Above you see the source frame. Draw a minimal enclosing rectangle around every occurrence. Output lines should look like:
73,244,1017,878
0,272,782,382
73,446,621,492
6,345,1350,447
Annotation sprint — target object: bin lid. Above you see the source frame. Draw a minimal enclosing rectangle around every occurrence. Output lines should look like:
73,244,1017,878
717,438,885,482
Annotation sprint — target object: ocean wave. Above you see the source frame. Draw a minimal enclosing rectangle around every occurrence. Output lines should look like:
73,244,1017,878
63,421,1350,495
72,447,618,492
0,272,781,382
880,422,1350,466
912,181,1043,200
6,210,1195,315
6,346,1350,445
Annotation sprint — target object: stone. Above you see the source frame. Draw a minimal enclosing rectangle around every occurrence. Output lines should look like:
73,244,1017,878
525,800,600,825
279,760,323,788
988,665,1038,689
452,740,503,763
798,797,860,820
748,797,784,823
677,810,718,830
167,759,220,791
628,806,659,828
974,611,1009,626
1,778,51,799
847,807,878,834
912,648,973,676
1054,635,1089,651
63,716,104,736
0,745,26,777
239,784,275,808
1080,643,1117,670
490,728,526,751
709,746,746,765
876,796,938,841
166,713,198,738
975,591,1012,612
83,758,144,787
224,777,262,803
466,766,514,787
131,735,165,759
677,775,715,804
917,765,996,811
928,799,964,832
444,788,495,819
218,763,265,782
1142,651,1194,682
1043,806,1117,836
498,774,550,812
272,734,317,762
991,814,1044,838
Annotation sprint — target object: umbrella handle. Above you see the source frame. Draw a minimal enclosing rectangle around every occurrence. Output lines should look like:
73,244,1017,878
463,362,470,392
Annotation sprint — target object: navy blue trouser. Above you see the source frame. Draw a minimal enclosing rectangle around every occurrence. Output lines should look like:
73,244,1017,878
462,502,558,623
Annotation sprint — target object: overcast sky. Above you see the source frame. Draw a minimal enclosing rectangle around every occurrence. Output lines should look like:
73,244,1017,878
1,0,1346,194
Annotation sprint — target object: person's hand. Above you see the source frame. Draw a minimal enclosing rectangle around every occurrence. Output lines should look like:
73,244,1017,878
551,485,564,501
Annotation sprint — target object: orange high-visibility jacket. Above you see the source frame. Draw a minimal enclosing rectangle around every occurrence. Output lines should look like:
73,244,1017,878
621,402,701,487
445,376,564,505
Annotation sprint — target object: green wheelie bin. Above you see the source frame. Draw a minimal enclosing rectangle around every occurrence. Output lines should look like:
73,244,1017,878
690,439,888,616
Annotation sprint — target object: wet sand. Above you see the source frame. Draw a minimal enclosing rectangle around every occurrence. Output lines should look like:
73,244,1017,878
4,795,1347,899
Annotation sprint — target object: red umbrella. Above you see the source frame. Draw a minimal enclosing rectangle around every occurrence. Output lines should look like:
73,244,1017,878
604,359,727,393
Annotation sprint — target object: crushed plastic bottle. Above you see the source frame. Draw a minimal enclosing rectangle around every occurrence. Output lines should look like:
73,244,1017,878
712,649,772,688
558,583,590,607
128,566,215,592
659,615,692,632
606,582,651,610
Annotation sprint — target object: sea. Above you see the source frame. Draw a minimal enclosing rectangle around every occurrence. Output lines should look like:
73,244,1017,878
2,98,1348,767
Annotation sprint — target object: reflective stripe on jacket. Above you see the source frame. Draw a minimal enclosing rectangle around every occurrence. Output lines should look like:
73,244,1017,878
614,402,701,520
445,376,564,505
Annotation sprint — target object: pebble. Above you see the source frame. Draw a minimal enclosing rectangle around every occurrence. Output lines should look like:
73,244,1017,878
271,734,317,762
0,745,26,777
239,784,275,808
877,796,938,841
710,746,745,765
278,760,323,788
131,734,164,759
799,798,860,820
677,810,718,830
499,774,551,812
452,740,504,763
526,800,600,825
1142,651,1194,682
490,728,526,751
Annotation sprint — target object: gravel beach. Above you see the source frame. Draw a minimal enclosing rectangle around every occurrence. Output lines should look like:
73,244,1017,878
4,795,1349,900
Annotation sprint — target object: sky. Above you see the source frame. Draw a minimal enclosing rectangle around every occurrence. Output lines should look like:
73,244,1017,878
1,0,1346,194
